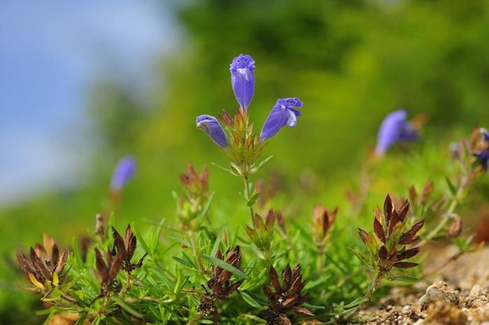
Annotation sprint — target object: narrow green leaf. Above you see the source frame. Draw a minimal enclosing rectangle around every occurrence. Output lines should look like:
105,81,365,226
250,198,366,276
172,256,194,268
112,296,144,318
445,176,458,196
247,190,260,207
201,254,248,279
197,191,215,221
210,227,227,257
239,291,263,308
343,296,368,309
252,155,273,172
71,237,84,269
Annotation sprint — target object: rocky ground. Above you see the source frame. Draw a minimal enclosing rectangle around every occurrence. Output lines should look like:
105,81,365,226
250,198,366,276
354,245,489,325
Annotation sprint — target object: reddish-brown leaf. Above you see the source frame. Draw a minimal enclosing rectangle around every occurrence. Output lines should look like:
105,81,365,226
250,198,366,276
269,265,281,292
397,247,420,261
393,261,418,269
358,228,369,244
373,217,385,243
378,245,388,260
293,306,315,317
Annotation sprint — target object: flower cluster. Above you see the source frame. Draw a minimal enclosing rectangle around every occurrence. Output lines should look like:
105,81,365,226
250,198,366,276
196,54,303,176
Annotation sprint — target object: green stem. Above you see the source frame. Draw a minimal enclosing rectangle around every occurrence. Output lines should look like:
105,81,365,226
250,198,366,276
418,191,459,247
243,175,255,221
190,232,207,275
344,269,385,321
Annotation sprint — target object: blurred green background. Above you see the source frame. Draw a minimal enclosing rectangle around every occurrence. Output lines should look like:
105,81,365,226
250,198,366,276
1,0,488,323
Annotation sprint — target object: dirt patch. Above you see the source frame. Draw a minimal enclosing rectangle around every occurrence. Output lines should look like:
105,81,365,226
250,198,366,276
354,245,489,324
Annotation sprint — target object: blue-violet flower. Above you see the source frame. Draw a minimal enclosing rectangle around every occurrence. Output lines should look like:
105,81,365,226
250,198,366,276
230,54,255,109
260,98,303,141
110,156,136,191
196,115,228,148
375,110,418,156
474,128,489,170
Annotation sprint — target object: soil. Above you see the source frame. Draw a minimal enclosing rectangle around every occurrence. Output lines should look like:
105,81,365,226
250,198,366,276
353,244,489,325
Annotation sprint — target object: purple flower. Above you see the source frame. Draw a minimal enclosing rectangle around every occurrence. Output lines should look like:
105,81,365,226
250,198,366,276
375,110,419,156
230,54,255,109
110,156,136,191
260,98,303,141
475,128,489,170
196,115,228,148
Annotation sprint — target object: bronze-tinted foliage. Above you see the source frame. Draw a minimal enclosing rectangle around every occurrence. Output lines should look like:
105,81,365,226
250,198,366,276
198,246,243,324
16,233,68,290
179,163,209,197
93,225,146,296
359,195,424,271
94,248,122,294
263,264,314,325
313,205,338,244
111,225,147,273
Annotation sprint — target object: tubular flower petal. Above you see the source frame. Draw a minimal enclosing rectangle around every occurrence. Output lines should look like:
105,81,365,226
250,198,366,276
260,98,303,141
196,115,228,148
230,54,255,109
110,156,136,191
375,110,418,156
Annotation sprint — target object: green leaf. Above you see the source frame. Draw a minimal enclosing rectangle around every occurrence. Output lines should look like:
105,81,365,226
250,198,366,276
201,254,248,279
247,190,260,207
251,155,273,173
172,256,195,268
112,296,144,319
343,296,368,309
239,291,263,308
197,191,215,221
445,176,458,196
71,237,85,269
210,227,227,257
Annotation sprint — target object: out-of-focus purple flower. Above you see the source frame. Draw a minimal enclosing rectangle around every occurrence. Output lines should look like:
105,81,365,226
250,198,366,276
196,115,228,148
230,54,255,109
475,128,489,170
259,98,303,141
375,110,419,156
110,156,136,191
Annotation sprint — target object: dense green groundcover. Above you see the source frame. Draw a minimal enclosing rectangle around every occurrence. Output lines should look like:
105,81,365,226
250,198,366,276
2,0,489,323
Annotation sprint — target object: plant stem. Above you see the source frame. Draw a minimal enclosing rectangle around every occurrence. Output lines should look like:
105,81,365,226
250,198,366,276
243,175,255,221
418,192,459,247
344,269,385,321
189,232,207,275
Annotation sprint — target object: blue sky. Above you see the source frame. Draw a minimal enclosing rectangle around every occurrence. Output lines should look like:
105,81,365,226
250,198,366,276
0,1,182,205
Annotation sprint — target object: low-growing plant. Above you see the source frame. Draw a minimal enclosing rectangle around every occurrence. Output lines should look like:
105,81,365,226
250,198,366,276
14,54,488,324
